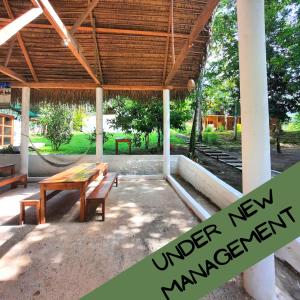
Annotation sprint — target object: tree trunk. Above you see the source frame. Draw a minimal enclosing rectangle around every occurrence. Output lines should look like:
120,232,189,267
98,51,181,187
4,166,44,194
157,128,161,149
233,100,238,141
275,121,282,154
145,133,149,150
189,99,199,158
197,95,203,143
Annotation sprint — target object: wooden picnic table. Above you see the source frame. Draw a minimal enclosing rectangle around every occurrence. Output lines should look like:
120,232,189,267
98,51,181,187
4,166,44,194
115,138,132,155
39,163,108,224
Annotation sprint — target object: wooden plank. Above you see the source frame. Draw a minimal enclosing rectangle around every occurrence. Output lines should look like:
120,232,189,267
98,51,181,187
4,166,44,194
0,7,42,45
70,0,99,35
0,18,189,39
165,0,219,85
4,37,16,67
0,65,27,82
31,0,100,85
162,1,172,83
3,0,39,82
90,15,103,83
11,82,186,90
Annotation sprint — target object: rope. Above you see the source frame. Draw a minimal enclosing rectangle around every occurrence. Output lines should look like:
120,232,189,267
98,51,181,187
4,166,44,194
21,134,91,168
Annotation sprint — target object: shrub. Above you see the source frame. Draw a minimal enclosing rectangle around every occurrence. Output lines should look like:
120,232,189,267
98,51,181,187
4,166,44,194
40,104,73,151
203,132,218,145
0,144,15,154
88,129,111,144
218,124,225,132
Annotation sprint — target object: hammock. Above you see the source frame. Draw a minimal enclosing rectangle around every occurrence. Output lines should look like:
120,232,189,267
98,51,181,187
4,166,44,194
24,134,91,168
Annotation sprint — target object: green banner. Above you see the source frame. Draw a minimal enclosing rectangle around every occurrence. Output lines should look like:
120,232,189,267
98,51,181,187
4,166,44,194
82,162,300,300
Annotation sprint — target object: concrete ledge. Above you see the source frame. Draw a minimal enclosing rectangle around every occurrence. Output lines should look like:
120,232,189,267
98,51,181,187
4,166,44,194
167,175,211,221
177,155,242,208
276,238,300,274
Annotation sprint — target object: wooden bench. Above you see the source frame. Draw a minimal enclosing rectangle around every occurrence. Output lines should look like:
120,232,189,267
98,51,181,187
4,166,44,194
20,199,40,225
86,172,118,221
0,174,27,189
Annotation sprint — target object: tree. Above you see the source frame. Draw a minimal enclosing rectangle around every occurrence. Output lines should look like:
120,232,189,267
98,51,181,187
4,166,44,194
73,107,87,132
202,0,300,152
40,104,73,151
110,97,192,150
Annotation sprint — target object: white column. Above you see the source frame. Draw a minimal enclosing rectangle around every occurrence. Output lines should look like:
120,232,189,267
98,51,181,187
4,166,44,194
20,87,30,175
163,89,170,178
96,87,103,162
237,1,275,300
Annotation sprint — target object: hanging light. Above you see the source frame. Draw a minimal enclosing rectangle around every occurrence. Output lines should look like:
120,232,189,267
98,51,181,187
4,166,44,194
187,79,196,92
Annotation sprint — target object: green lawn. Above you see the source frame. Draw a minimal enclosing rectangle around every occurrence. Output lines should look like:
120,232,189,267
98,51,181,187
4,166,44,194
30,131,186,155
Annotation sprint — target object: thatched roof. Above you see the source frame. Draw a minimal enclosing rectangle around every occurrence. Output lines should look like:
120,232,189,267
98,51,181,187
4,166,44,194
0,0,218,103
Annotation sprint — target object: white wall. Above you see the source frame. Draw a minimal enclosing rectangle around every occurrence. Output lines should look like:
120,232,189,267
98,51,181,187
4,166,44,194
177,155,242,208
0,154,179,177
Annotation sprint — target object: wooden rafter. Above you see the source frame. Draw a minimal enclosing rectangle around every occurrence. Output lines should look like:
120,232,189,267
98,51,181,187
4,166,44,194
0,65,26,83
162,1,173,83
88,0,103,83
70,0,99,35
11,82,186,91
3,0,39,82
0,18,189,39
31,0,100,85
4,37,15,67
165,0,219,85
0,7,42,45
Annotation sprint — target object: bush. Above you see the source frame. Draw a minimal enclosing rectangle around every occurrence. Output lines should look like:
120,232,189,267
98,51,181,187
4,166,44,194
0,144,15,154
40,104,73,151
88,129,111,144
203,132,219,145
218,125,225,132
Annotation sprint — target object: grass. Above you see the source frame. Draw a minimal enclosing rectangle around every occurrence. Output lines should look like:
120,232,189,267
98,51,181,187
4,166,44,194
30,131,186,155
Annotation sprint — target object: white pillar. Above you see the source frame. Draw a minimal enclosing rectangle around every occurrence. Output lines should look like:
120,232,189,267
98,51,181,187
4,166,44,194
20,87,30,175
96,87,103,162
237,1,275,300
163,89,170,178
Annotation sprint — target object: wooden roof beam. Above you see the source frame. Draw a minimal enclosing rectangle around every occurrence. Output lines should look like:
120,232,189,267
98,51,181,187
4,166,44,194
0,18,189,39
0,7,42,45
0,65,27,83
11,81,186,91
31,0,100,85
70,0,99,35
4,37,16,67
164,0,219,86
162,1,173,83
3,0,39,82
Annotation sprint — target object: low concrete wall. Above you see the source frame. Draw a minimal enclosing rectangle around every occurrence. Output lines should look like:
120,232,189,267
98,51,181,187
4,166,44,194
0,154,179,176
177,155,242,209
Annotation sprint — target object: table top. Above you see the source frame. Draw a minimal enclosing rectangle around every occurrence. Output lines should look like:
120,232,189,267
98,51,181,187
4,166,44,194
115,138,132,142
39,163,107,184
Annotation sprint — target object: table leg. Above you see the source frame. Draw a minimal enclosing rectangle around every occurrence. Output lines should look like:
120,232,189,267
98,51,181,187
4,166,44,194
40,186,46,224
129,141,132,154
116,141,118,155
79,186,86,222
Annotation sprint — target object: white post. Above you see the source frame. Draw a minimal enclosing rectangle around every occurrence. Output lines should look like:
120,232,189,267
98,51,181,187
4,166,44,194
237,1,275,300
163,89,170,178
20,87,30,175
96,87,103,162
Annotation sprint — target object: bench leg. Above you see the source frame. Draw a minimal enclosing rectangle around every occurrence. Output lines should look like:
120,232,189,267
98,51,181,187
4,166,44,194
35,203,41,225
19,203,25,225
24,177,28,188
101,199,105,222
115,177,118,187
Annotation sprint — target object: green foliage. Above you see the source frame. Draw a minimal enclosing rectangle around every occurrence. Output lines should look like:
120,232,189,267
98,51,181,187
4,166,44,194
203,0,300,123
40,104,73,151
203,132,218,145
88,129,111,144
0,144,14,154
110,96,192,149
287,113,300,131
218,124,225,132
72,107,87,131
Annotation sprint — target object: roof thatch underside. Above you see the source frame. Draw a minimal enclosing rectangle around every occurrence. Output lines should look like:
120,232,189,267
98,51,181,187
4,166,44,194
0,0,215,103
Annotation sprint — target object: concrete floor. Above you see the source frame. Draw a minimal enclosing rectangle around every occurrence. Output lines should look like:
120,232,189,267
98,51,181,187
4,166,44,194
0,179,250,299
